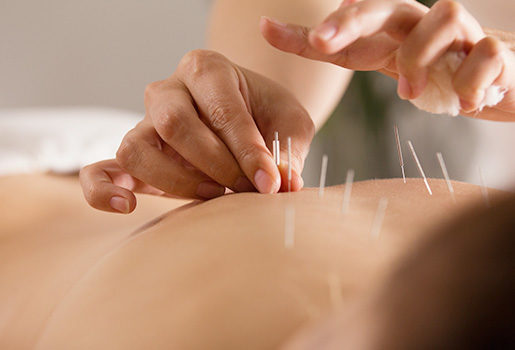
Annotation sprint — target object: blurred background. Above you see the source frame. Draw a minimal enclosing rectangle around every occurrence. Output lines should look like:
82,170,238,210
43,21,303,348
1,0,514,190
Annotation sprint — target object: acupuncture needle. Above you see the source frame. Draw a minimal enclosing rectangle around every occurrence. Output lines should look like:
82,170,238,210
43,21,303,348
370,198,388,238
287,137,292,192
273,131,280,166
341,169,355,214
394,125,406,183
284,205,295,249
436,152,456,203
407,140,432,195
319,155,328,197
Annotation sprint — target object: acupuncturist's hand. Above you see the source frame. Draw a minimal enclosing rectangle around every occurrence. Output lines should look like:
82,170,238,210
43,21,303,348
80,50,314,213
261,0,515,120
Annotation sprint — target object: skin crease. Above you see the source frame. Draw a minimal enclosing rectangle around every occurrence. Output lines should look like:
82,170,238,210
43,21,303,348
208,0,351,129
78,0,351,207
1,174,509,349
0,175,183,349
80,0,515,217
3,0,514,349
260,0,515,121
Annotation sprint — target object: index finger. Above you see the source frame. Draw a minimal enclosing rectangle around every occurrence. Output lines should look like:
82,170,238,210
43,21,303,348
310,0,428,54
176,50,281,194
260,16,399,71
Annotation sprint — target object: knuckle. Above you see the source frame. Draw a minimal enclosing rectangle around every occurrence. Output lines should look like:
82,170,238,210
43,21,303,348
386,2,422,39
144,81,162,105
396,48,418,75
179,49,223,77
294,27,312,57
116,134,141,171
209,104,235,132
434,0,464,24
236,143,261,164
83,181,101,205
154,108,185,141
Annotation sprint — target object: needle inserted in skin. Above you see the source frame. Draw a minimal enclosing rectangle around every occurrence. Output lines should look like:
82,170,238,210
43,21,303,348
284,205,295,249
478,167,491,208
407,140,432,195
370,198,388,238
273,131,280,166
319,155,328,197
341,169,355,214
287,137,292,192
272,132,277,165
394,125,406,183
436,152,456,203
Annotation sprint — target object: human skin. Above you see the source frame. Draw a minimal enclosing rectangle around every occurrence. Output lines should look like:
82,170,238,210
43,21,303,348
79,0,349,209
81,0,515,216
208,0,351,129
0,175,182,349
262,0,515,121
282,182,515,350
0,175,507,349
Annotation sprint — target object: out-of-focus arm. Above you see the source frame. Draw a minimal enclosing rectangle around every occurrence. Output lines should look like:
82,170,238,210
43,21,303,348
485,28,515,51
207,0,352,130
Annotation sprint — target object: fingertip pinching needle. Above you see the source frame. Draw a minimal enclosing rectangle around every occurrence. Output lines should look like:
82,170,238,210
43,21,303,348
287,137,292,193
273,131,280,166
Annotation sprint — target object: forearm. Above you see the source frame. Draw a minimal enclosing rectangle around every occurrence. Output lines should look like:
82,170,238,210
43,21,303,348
207,0,352,129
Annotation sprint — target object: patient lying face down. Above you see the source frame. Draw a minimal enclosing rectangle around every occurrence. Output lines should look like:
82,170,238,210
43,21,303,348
1,176,511,349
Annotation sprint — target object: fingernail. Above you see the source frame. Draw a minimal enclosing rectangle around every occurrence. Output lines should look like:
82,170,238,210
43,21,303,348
254,169,279,194
110,196,130,214
313,22,338,41
234,176,255,193
196,182,225,199
261,16,287,27
398,75,413,100
460,98,476,112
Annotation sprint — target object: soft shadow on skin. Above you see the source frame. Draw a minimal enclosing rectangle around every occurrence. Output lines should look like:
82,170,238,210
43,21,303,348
130,190,259,237
33,198,204,348
129,200,203,237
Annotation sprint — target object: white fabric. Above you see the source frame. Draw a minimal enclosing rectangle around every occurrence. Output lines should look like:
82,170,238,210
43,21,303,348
410,51,506,116
0,108,141,175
